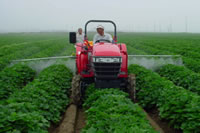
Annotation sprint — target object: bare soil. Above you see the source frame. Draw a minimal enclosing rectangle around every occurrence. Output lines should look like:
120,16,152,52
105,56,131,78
74,108,86,133
54,104,77,133
48,109,67,133
49,93,181,133
145,108,182,133
142,108,165,133
49,105,86,133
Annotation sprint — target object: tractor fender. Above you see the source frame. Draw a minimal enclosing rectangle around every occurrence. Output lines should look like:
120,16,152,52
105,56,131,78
119,43,127,53
120,43,128,76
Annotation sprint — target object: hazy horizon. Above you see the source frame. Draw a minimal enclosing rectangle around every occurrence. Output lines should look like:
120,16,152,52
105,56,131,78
1,0,200,33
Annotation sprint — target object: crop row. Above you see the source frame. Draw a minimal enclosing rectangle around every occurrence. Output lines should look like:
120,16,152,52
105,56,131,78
126,45,147,55
0,40,51,71
131,43,173,55
128,64,200,132
0,32,68,48
144,42,200,73
158,64,200,95
0,39,70,71
121,33,200,54
144,43,200,71
181,57,200,73
145,41,200,58
82,85,156,133
129,42,200,73
0,64,35,101
0,65,73,133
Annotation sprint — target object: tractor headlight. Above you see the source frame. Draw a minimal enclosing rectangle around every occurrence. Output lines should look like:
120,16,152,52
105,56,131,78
93,57,122,63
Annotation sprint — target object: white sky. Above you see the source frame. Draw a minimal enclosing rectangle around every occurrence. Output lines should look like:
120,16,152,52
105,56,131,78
0,0,200,33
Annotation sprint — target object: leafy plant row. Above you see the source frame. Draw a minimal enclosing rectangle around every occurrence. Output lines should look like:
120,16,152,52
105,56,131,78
158,64,200,95
182,57,200,73
127,41,200,73
0,64,73,133
145,42,200,59
28,39,67,58
131,43,173,55
82,85,156,133
0,32,66,48
126,45,147,55
128,64,200,132
0,41,47,71
136,42,200,73
0,39,68,71
146,43,200,73
0,64,35,101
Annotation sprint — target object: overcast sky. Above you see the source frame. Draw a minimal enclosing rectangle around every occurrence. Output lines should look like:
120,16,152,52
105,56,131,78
0,0,200,33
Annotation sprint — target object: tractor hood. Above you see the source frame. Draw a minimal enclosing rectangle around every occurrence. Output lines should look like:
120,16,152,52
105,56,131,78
93,43,121,56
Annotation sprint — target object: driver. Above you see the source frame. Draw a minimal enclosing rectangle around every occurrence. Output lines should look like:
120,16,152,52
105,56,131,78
93,25,113,44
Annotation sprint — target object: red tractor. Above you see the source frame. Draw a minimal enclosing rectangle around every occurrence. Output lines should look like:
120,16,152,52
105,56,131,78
69,20,135,104
12,20,182,104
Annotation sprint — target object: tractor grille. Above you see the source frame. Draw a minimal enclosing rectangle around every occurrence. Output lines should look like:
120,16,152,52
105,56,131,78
93,63,121,79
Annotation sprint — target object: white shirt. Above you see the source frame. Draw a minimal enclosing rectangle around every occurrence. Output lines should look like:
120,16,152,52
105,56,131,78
76,33,84,43
93,33,113,44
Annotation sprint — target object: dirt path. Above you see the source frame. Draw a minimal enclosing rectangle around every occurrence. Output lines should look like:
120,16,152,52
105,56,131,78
50,104,181,133
75,109,86,133
50,105,86,133
49,97,179,133
56,104,77,133
146,108,182,133
142,109,165,133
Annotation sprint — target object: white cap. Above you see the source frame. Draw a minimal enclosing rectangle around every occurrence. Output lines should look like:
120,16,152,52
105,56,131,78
97,25,104,30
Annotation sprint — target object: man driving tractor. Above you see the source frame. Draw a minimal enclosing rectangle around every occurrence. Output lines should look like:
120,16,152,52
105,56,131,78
93,25,113,44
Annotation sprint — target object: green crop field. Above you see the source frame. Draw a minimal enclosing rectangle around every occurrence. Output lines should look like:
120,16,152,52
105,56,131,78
0,32,200,133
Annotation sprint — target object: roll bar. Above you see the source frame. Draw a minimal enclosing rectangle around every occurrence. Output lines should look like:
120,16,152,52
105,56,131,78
84,20,117,42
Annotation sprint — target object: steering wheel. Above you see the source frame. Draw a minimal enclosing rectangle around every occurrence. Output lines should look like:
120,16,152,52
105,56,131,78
95,39,111,43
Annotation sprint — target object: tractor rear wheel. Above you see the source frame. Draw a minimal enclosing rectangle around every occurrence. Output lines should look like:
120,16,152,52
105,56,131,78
70,74,82,105
127,74,136,102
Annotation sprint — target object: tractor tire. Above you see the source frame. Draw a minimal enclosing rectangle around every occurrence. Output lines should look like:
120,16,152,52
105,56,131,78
70,74,82,105
127,74,136,102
